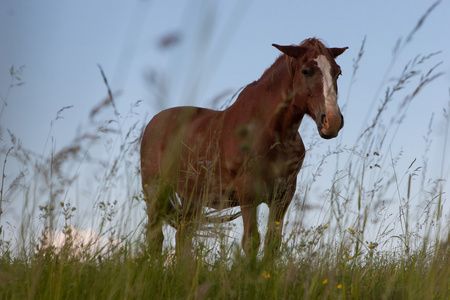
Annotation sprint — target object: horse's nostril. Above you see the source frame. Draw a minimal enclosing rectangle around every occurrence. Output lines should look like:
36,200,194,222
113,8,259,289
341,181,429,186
321,114,327,125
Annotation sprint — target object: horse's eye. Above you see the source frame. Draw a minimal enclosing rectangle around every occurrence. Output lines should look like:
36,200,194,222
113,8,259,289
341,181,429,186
301,69,312,77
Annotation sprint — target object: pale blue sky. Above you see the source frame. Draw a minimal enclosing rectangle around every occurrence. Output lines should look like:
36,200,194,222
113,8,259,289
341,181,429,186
1,0,449,244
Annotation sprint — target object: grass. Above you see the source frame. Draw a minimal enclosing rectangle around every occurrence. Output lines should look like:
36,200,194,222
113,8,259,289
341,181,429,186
0,232,448,299
1,1,449,299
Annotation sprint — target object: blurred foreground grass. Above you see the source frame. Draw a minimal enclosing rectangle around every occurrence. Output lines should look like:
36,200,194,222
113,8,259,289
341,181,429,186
0,227,449,299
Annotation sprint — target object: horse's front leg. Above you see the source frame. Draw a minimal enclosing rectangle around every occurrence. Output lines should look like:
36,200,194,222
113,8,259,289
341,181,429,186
240,201,261,256
264,181,296,260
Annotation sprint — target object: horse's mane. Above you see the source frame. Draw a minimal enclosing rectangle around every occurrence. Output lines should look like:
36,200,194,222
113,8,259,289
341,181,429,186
300,37,329,54
257,38,328,83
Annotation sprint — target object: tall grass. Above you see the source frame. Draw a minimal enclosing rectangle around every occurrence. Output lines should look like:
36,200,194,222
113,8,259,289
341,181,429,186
1,1,449,299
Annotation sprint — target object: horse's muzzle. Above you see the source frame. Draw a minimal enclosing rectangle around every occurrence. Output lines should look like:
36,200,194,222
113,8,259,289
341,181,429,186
317,113,344,139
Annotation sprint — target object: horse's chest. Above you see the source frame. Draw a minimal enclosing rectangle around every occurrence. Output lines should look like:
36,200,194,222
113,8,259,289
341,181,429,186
223,130,305,186
260,142,303,179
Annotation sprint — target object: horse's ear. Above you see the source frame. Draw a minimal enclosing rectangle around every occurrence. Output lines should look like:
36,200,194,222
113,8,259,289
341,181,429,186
272,44,308,58
329,47,348,58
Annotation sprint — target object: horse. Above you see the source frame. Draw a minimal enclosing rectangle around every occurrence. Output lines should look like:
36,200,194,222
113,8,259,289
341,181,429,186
140,38,347,258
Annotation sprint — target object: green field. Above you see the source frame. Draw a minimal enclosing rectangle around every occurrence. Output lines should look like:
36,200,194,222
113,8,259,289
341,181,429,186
0,230,449,299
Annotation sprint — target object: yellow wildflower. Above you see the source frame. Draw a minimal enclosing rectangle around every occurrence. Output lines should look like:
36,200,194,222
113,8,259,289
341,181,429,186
337,284,342,289
322,279,328,284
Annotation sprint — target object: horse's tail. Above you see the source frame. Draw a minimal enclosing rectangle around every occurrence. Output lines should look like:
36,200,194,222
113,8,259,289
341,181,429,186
203,210,242,224
163,195,183,230
164,195,242,230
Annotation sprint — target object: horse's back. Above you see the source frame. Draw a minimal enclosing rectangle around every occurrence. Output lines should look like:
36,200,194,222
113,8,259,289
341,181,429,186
142,106,219,147
140,106,219,183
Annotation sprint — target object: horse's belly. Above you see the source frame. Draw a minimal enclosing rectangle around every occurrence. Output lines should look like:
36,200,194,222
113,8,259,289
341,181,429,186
174,158,240,208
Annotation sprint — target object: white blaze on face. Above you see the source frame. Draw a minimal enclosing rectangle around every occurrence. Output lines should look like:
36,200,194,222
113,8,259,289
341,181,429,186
315,55,337,108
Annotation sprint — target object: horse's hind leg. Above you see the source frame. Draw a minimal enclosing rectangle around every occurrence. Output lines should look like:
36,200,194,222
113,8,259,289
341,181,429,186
143,181,171,255
174,201,197,258
175,222,193,258
146,213,164,254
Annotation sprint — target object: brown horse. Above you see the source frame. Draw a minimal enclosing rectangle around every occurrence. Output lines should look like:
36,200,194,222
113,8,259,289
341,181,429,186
141,38,347,257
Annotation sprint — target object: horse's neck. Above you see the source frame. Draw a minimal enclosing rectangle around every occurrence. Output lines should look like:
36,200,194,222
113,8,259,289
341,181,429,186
228,56,304,141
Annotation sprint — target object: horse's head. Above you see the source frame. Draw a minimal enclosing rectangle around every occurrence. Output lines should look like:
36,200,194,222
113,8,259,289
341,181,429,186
273,39,348,139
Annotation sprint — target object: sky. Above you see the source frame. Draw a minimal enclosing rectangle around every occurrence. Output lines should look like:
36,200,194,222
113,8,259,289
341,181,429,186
1,0,449,248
